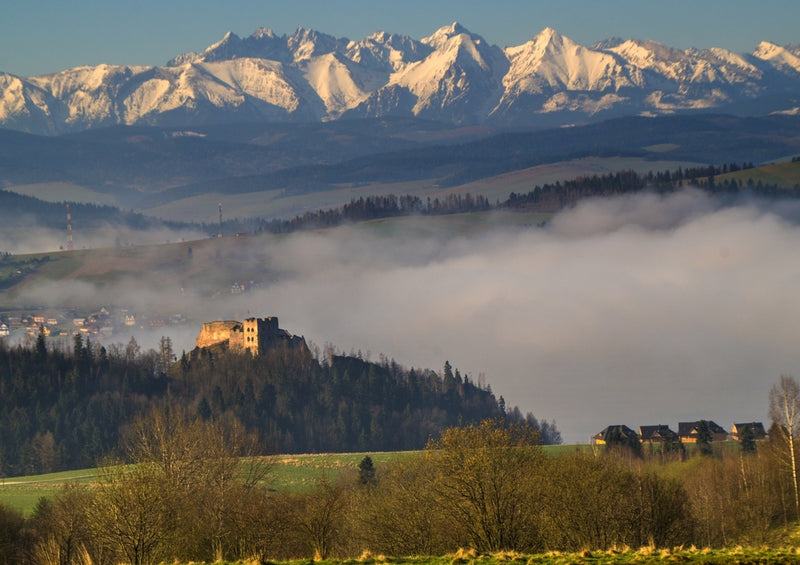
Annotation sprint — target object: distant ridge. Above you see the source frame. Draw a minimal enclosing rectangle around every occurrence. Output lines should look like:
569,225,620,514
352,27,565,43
1,23,799,134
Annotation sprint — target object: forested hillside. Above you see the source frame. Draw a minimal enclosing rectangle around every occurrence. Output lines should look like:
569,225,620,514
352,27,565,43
0,334,559,476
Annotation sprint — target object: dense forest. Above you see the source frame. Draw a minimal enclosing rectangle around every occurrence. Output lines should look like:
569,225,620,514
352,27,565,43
0,333,559,477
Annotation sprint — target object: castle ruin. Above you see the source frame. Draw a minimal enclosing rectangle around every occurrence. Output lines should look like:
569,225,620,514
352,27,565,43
195,316,306,355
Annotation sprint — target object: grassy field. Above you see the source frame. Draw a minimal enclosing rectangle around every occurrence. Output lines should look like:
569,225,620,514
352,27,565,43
0,468,98,515
0,446,599,516
717,160,800,188
124,546,800,564
0,451,417,516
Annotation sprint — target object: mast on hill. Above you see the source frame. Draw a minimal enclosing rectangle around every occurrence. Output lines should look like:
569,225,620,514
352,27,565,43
66,203,74,250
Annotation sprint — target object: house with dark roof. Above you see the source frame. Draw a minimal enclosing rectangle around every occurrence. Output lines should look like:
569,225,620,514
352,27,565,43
730,422,767,441
592,424,639,445
678,421,728,443
639,424,679,444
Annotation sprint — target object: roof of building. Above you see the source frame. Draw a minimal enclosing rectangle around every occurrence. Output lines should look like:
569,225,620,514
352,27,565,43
678,420,727,436
593,424,639,442
732,421,767,437
639,424,679,441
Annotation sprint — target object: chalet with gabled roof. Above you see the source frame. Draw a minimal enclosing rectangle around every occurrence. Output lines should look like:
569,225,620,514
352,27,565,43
678,420,728,443
592,424,639,445
639,424,679,443
731,422,767,441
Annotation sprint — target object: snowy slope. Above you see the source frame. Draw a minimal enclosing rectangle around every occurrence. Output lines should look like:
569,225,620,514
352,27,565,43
753,41,800,74
1,23,798,134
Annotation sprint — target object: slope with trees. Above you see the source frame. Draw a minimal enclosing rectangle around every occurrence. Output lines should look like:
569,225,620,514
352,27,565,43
0,334,559,477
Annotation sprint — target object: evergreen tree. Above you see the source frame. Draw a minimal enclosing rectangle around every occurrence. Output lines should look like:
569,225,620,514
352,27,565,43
358,455,376,486
696,420,713,456
739,424,756,454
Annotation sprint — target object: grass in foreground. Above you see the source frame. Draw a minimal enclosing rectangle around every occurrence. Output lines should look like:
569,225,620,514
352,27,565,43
161,546,800,565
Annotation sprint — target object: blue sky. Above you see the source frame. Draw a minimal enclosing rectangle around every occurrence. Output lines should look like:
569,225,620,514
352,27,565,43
1,0,797,76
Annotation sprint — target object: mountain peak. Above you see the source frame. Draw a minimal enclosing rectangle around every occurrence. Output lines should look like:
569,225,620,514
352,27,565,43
593,37,624,50
754,41,782,58
192,31,246,63
423,22,476,48
250,27,278,40
211,31,240,48
537,27,560,39
753,41,800,73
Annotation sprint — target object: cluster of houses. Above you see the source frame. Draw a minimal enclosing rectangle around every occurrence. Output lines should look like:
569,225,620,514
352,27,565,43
0,307,187,344
592,421,768,445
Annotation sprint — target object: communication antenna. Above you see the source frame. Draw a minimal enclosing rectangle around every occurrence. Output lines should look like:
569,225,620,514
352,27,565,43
218,203,223,238
66,203,74,250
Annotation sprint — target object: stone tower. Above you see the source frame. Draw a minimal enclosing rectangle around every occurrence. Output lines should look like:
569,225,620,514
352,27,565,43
241,316,279,355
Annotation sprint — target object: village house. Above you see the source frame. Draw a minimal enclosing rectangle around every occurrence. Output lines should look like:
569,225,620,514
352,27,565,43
730,422,767,441
639,424,679,444
678,421,728,443
591,424,639,445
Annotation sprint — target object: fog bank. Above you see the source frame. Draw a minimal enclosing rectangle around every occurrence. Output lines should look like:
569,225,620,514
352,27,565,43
15,188,800,443
240,189,800,443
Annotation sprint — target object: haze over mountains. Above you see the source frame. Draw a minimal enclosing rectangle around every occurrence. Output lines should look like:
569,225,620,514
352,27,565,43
1,23,799,134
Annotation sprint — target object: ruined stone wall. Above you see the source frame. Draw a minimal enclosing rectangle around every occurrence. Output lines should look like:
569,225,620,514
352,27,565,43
196,320,240,349
229,327,245,352
196,316,307,355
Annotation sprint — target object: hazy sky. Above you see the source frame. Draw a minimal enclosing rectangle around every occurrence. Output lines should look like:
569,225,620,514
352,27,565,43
1,0,798,77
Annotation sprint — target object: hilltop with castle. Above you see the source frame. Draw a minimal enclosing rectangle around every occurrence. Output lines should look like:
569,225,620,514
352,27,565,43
195,316,306,355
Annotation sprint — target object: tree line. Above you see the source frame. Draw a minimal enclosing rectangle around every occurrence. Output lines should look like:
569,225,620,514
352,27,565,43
0,334,559,478
219,193,492,236
222,163,796,237
2,404,800,564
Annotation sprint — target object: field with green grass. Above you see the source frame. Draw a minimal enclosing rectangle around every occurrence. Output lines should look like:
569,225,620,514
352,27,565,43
0,447,596,516
0,452,415,515
717,160,800,189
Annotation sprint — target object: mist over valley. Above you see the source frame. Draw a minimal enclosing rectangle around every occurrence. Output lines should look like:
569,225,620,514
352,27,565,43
3,185,800,443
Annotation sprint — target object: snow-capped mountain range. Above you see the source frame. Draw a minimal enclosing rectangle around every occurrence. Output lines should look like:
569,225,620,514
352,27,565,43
1,23,799,135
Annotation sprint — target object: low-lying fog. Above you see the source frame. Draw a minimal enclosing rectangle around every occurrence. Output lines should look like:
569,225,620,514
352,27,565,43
16,188,800,443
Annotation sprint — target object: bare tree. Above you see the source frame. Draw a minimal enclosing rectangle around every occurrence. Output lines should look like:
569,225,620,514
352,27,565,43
296,472,348,560
121,406,272,562
425,418,543,552
88,461,174,565
768,374,800,518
